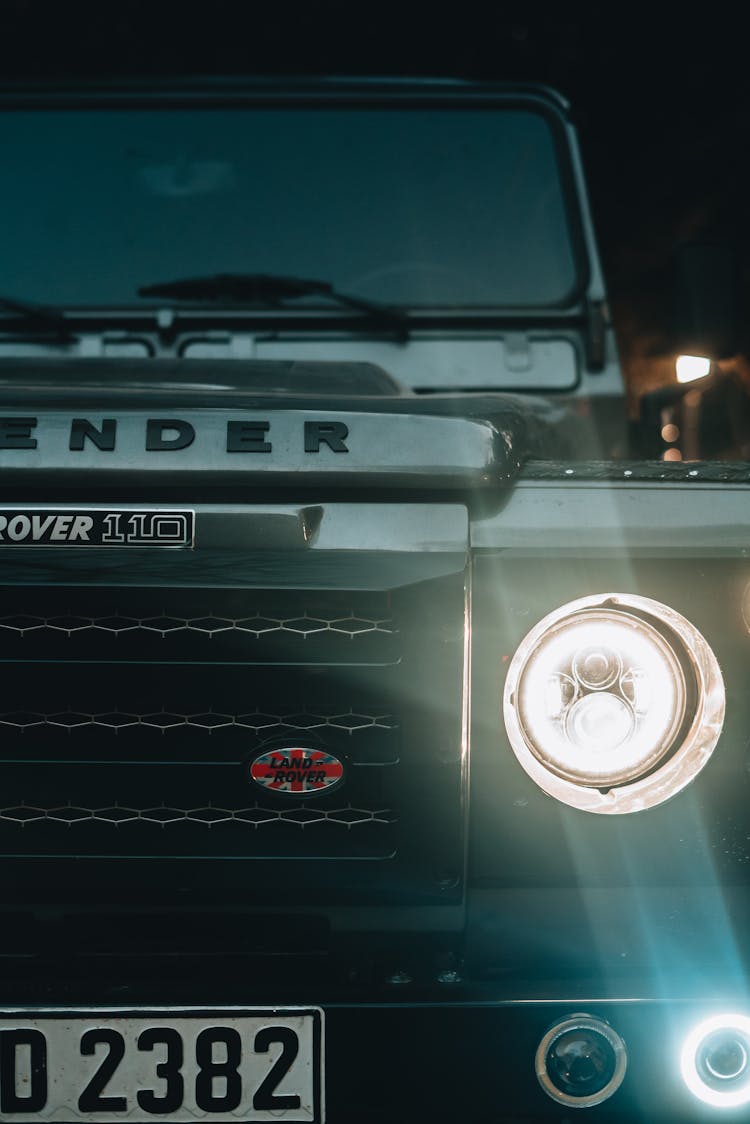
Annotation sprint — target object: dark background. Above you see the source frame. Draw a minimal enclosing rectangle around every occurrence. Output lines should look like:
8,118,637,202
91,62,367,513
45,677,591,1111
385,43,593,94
2,3,748,414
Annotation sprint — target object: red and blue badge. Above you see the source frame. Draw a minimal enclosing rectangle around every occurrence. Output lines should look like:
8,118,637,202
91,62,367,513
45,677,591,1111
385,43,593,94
250,747,345,796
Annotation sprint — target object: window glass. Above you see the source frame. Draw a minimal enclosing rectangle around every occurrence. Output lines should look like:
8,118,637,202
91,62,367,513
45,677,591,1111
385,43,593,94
0,106,579,307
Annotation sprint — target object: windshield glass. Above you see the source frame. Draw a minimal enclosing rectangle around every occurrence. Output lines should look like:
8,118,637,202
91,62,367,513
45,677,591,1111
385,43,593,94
0,104,580,309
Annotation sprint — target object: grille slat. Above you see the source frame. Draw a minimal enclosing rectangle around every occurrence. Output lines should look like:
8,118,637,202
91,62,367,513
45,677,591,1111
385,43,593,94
0,803,394,827
0,613,394,637
0,589,398,664
0,801,396,859
0,709,398,733
0,701,399,764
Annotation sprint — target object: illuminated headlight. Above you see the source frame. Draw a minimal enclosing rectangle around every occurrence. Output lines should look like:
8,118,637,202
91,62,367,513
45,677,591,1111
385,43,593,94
503,593,725,814
681,1015,750,1108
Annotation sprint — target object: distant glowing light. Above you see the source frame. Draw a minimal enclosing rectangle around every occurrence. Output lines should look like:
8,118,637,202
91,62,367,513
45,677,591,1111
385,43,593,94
676,355,712,383
681,1014,750,1108
740,585,750,635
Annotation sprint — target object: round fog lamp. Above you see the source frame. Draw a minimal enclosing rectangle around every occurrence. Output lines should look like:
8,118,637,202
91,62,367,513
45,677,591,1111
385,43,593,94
536,1013,627,1108
503,593,725,814
681,1015,750,1108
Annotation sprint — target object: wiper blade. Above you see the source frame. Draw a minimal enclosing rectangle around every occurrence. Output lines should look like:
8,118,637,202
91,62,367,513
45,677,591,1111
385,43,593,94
0,294,76,342
138,273,409,341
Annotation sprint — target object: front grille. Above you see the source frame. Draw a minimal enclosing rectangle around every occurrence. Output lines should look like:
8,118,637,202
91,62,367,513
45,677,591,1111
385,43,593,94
0,576,466,906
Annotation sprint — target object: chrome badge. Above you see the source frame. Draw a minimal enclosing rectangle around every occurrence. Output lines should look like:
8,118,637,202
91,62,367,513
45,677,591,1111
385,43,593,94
0,509,194,548
250,748,345,796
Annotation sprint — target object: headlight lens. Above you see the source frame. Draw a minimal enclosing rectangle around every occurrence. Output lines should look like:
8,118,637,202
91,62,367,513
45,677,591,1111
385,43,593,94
536,1014,627,1108
517,608,686,787
503,593,725,813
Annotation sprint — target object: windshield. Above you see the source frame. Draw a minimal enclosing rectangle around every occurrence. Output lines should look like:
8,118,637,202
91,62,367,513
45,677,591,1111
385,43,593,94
0,103,580,309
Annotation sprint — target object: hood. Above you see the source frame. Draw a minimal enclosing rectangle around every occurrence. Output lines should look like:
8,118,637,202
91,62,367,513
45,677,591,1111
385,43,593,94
0,358,602,497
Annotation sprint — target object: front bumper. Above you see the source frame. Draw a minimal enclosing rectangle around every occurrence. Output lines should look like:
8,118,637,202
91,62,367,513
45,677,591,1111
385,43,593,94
0,955,736,1124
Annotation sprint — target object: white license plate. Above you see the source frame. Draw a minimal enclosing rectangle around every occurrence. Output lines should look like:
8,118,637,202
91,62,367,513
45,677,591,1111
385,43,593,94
0,1007,323,1123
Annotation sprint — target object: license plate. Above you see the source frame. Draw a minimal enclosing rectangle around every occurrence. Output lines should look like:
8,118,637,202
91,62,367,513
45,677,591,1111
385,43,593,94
0,1007,323,1123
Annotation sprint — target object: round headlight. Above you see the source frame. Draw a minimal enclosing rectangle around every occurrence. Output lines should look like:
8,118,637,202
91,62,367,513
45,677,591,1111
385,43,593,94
536,1013,627,1108
681,1015,750,1108
503,593,725,814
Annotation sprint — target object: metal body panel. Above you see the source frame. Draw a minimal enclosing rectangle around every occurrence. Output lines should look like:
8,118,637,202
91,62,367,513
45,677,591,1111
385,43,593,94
472,478,750,552
247,334,579,392
0,993,734,1123
0,503,468,553
0,408,506,491
0,503,468,587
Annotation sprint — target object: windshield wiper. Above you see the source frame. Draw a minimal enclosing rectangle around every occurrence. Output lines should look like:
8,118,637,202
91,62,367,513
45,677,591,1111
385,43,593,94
0,295,76,342
138,273,409,341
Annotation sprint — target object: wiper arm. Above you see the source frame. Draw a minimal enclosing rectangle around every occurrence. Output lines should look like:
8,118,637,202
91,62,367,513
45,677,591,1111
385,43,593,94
138,273,409,341
0,294,76,342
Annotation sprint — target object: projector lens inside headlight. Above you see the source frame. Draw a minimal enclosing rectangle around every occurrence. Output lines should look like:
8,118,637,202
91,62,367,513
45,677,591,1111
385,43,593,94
518,608,685,787
536,1014,627,1108
503,593,725,813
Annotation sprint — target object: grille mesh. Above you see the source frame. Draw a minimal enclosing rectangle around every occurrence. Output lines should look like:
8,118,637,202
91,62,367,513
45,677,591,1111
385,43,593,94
0,709,397,733
0,803,393,827
0,589,399,666
0,612,394,638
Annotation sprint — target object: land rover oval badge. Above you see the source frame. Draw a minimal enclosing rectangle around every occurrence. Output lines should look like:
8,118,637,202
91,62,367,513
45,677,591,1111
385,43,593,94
250,747,345,796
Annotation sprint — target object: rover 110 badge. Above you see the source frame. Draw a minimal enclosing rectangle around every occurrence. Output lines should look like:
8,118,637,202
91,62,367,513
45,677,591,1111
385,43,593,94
0,509,194,547
250,747,345,796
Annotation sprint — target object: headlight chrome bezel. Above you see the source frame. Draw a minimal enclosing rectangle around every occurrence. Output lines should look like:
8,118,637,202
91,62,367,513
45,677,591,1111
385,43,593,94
503,592,725,814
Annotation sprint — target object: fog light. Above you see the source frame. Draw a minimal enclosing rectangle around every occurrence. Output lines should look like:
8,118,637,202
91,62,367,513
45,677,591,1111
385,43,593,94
536,1014,627,1108
681,1015,750,1108
503,593,725,813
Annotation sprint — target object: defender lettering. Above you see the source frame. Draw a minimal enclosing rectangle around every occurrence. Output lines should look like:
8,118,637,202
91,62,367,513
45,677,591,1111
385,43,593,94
0,417,350,453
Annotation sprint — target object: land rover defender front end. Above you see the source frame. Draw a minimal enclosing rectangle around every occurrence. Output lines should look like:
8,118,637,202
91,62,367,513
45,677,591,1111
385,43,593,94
0,79,740,1123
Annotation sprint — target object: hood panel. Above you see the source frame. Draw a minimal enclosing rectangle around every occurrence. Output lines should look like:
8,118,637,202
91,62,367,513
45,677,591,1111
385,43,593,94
0,407,515,492
0,358,407,400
